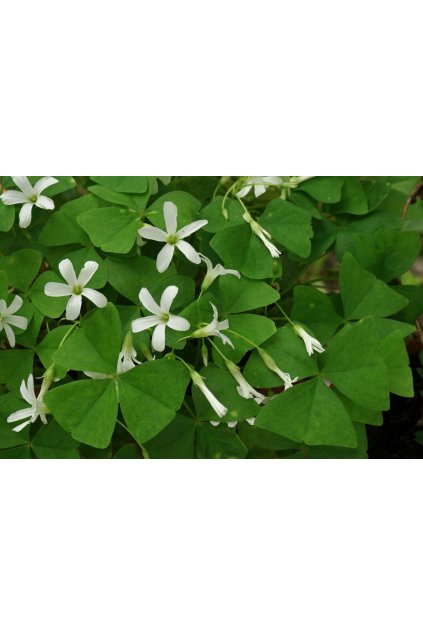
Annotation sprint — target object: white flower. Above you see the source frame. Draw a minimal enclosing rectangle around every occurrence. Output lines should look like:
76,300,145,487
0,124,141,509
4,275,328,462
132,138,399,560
138,201,208,272
210,418,255,428
236,176,282,199
0,176,58,228
117,333,141,374
199,254,240,291
225,360,266,403
191,303,234,348
7,374,49,432
258,348,298,390
131,285,190,352
191,370,228,418
44,259,107,321
0,295,28,347
242,210,281,259
293,324,325,356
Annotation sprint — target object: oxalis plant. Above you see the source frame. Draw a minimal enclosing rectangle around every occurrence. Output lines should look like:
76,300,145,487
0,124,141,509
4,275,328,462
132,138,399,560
0,175,422,459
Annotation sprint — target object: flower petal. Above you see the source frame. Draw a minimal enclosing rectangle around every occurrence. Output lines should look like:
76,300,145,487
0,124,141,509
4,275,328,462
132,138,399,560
65,294,82,321
176,239,201,264
1,190,29,205
77,260,98,287
12,420,33,432
6,315,28,330
160,285,178,313
44,282,72,297
176,219,208,239
20,375,35,405
139,288,162,316
19,203,34,228
218,332,234,349
254,184,266,197
58,258,78,286
138,225,167,241
3,323,15,347
131,315,161,332
236,185,252,198
156,243,175,272
81,288,107,308
35,195,55,210
33,176,58,195
163,201,178,234
151,323,167,352
6,295,23,314
167,315,190,332
7,407,34,423
0,300,6,312
12,176,33,195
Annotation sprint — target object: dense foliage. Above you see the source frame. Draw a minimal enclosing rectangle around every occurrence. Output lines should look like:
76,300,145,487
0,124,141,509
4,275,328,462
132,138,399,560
0,175,422,458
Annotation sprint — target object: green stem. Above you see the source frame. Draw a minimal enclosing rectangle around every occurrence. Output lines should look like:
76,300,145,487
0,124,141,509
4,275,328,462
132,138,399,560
208,337,231,363
58,321,79,348
275,302,294,325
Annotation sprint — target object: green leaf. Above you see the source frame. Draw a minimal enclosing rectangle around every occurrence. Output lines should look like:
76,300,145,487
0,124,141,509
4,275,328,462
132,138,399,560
29,271,69,318
244,325,318,388
196,423,248,458
322,318,390,410
291,286,343,343
210,223,277,279
192,364,259,423
44,378,118,449
40,176,76,197
212,314,276,364
332,177,368,214
39,194,97,246
143,414,196,459
36,325,73,379
88,185,136,208
0,249,42,291
90,176,149,194
146,191,201,229
0,349,34,390
216,274,279,314
336,228,421,282
297,177,344,203
372,318,415,339
255,377,357,448
260,199,313,258
336,392,383,426
201,196,245,233
113,444,141,458
380,331,414,397
77,207,140,253
393,285,423,324
106,255,194,307
31,421,80,459
340,253,408,319
0,446,31,459
118,359,190,443
0,270,8,298
53,304,121,375
0,393,31,448
0,200,15,231
239,423,301,452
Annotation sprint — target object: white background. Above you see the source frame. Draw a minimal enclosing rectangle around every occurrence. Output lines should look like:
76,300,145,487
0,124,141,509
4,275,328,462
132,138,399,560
1,1,422,632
